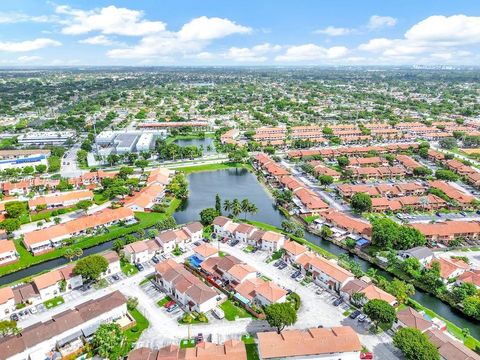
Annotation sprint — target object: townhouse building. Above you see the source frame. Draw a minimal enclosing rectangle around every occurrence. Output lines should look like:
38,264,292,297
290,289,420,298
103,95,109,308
0,240,19,266
0,287,15,318
28,190,94,211
411,221,480,245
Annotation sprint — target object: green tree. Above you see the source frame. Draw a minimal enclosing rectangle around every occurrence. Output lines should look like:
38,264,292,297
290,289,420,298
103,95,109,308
413,167,433,177
118,166,134,180
73,255,108,282
127,297,139,311
386,279,415,304
35,164,47,173
435,169,459,181
0,218,20,233
5,201,27,218
320,225,333,239
337,156,349,168
318,175,334,187
0,320,19,336
73,247,83,259
463,296,480,320
439,137,457,150
401,257,422,279
135,159,149,171
91,323,125,359
76,199,93,213
231,198,242,218
393,327,439,360
215,194,222,215
113,239,124,253
351,192,372,213
64,248,76,262
264,302,298,334
199,208,219,226
363,299,396,331
452,282,477,302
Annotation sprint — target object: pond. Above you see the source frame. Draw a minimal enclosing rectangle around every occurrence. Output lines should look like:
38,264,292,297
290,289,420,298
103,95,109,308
175,168,480,339
174,137,216,155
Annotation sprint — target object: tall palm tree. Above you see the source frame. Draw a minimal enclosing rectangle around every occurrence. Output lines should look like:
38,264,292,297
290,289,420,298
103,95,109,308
223,200,232,214
231,199,242,218
247,203,258,219
73,248,83,260
241,199,250,219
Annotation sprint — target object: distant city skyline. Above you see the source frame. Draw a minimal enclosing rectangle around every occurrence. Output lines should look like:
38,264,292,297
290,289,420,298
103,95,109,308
0,0,479,66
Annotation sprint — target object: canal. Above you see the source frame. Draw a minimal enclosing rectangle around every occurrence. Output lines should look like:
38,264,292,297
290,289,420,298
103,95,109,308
174,168,480,339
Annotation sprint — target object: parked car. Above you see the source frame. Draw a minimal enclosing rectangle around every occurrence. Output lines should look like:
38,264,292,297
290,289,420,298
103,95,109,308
230,240,239,246
273,260,283,267
296,275,304,282
436,212,442,217
196,333,204,344
112,274,120,281
360,352,374,359
291,270,301,279
10,313,19,321
136,263,145,271
315,288,324,295
286,289,292,295
349,310,361,319
278,262,288,270
166,304,178,312
193,241,201,246
164,300,176,308
212,307,225,319
151,256,160,264
29,307,37,314
333,297,343,306
358,314,367,322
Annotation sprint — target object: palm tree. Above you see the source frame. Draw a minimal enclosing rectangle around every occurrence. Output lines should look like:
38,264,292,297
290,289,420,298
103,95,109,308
247,203,258,219
241,199,250,219
223,200,232,214
231,199,242,218
64,248,75,262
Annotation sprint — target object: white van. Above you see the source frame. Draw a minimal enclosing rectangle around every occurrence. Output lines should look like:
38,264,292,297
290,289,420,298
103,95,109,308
213,306,225,319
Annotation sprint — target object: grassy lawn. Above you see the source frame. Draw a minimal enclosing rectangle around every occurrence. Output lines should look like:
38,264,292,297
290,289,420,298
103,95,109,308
43,296,65,309
303,215,319,224
165,132,215,145
30,206,77,222
220,300,253,321
121,259,138,276
242,335,260,360
0,199,181,279
172,162,253,174
123,308,149,354
157,296,172,307
139,275,154,285
243,245,254,253
180,338,197,349
93,193,108,205
218,251,227,257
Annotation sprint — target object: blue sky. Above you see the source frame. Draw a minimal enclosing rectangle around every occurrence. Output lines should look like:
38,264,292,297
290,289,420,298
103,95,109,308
0,0,479,66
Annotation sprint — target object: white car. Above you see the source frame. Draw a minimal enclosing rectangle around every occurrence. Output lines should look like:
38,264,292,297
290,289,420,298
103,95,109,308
296,275,304,282
29,307,38,314
212,306,225,319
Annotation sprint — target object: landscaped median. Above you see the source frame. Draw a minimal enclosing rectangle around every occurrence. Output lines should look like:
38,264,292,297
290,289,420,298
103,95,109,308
43,295,65,309
0,199,181,278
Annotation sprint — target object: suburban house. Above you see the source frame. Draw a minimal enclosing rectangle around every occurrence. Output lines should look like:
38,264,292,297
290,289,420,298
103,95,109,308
0,240,19,266
31,270,63,302
58,264,83,291
456,270,480,289
315,211,372,240
426,328,480,360
103,250,122,276
192,243,218,261
234,223,257,243
395,307,435,333
2,291,128,360
147,167,173,186
0,287,15,318
23,207,135,254
182,222,204,243
282,240,308,263
234,278,287,307
156,228,190,253
127,340,247,360
155,259,218,313
410,221,480,245
398,246,434,267
124,184,165,211
429,257,470,282
200,255,257,288
257,326,362,360
124,241,151,264
296,252,354,291
340,278,397,306
28,190,94,211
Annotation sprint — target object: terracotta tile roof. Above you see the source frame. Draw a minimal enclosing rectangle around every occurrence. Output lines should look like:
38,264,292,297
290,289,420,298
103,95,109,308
0,239,15,254
0,286,14,304
283,240,307,256
125,184,164,209
193,243,218,258
103,250,120,263
32,270,63,290
429,257,469,279
228,263,256,282
457,270,480,287
257,326,362,359
397,307,433,332
411,221,480,239
321,211,372,236
360,284,396,304
426,329,480,360
213,216,231,227
297,252,354,284
125,240,149,254
428,180,475,204
184,221,203,234
28,190,93,208
235,278,286,303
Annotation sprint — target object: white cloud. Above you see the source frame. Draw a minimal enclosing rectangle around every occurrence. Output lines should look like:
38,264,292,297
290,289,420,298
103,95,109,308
404,15,480,45
17,55,42,63
0,38,61,52
359,15,480,61
275,44,348,62
56,5,166,36
108,16,252,59
0,12,55,24
314,26,352,36
178,16,251,41
79,35,116,46
367,15,397,30
225,43,281,62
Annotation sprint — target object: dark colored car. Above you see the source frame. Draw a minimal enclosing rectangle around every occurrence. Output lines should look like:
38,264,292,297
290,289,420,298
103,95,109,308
291,270,301,279
194,242,201,246
196,333,204,344
278,262,288,270
112,274,120,281
349,310,361,319
273,260,283,267
230,240,239,246
286,289,292,295
151,256,160,264
136,263,144,271
333,297,343,306
10,313,19,321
